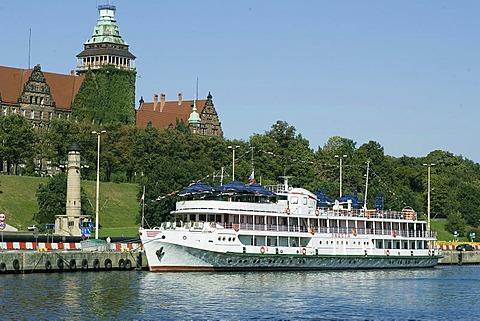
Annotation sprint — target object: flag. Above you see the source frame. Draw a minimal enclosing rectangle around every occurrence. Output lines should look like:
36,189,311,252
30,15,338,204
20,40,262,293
249,170,256,184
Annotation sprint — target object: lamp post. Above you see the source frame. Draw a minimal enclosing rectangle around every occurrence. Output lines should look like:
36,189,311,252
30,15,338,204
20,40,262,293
423,163,435,232
92,130,106,239
228,145,240,181
335,154,347,197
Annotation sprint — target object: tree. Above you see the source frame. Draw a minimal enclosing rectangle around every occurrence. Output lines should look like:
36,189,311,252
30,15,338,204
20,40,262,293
0,115,35,174
445,211,467,237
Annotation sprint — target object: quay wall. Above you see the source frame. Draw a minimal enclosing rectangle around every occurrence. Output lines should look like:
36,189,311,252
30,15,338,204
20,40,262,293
439,251,480,265
0,250,148,273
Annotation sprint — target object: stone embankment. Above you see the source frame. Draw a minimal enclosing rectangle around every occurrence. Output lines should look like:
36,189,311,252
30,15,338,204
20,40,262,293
439,251,480,265
0,240,147,273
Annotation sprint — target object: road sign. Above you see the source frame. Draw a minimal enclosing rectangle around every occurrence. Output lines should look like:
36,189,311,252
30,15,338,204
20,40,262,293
81,227,92,235
0,222,6,230
0,213,5,222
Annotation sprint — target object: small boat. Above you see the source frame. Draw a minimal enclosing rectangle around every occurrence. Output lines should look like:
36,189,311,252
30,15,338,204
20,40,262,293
139,179,441,272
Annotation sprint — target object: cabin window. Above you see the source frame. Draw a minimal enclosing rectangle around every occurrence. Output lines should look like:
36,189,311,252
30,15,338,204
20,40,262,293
290,196,299,204
303,197,307,205
199,214,206,222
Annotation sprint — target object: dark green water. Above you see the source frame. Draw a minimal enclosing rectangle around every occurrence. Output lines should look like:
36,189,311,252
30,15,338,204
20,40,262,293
1,265,477,320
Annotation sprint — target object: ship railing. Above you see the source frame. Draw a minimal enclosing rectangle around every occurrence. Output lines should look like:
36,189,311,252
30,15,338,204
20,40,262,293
320,209,417,221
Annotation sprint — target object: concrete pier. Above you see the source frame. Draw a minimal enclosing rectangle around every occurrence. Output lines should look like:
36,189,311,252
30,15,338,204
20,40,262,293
0,250,148,273
439,250,480,265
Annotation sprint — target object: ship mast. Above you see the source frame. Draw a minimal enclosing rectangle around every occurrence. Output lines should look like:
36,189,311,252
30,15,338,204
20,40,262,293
363,161,370,211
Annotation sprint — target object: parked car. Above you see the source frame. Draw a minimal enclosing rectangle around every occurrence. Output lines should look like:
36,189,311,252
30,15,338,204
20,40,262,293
456,243,475,251
27,225,37,231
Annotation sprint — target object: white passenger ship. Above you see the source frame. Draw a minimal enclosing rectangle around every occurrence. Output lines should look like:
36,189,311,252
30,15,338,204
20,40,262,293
139,180,441,272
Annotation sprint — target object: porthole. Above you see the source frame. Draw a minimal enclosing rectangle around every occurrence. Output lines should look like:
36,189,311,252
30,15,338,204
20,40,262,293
218,237,221,241
228,237,231,242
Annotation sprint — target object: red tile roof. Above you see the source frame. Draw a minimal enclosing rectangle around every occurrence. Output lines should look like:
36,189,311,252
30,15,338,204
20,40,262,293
136,99,207,129
0,65,84,110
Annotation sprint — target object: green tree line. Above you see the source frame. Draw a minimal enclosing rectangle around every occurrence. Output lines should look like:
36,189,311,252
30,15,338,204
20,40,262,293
1,115,479,236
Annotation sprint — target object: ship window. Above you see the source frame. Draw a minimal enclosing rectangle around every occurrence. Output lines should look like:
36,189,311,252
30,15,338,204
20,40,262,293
290,196,299,204
303,197,307,205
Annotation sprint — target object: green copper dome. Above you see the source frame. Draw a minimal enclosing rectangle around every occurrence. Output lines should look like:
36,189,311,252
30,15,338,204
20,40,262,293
188,102,201,124
85,4,128,46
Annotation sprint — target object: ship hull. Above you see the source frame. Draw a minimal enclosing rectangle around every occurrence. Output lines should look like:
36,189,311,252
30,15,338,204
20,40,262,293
142,236,440,272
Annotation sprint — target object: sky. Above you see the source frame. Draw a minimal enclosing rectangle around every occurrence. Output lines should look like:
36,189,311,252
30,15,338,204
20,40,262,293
1,1,480,162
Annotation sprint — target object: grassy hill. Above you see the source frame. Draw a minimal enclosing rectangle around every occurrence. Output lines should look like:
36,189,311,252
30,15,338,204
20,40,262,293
0,175,140,237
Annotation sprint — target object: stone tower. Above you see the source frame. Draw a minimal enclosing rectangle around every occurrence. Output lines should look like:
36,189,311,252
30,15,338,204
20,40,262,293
55,142,92,236
76,3,136,74
66,142,82,216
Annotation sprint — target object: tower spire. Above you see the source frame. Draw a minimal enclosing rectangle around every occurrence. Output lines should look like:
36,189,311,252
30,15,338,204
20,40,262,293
188,78,202,132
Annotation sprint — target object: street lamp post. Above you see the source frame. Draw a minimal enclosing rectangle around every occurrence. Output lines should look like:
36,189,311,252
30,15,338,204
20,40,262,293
228,145,240,181
92,130,106,239
423,163,435,232
335,155,347,197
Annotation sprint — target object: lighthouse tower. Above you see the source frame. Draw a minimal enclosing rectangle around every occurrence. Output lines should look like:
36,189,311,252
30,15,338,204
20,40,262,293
66,142,82,216
55,143,92,236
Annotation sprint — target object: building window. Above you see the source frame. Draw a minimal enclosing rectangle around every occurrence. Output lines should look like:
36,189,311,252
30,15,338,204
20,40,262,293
30,111,35,119
2,108,7,116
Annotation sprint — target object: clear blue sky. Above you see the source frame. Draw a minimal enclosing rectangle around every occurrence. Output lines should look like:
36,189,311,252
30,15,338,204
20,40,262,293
2,1,479,162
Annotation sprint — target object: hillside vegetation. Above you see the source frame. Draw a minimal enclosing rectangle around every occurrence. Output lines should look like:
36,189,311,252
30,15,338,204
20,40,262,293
0,175,140,237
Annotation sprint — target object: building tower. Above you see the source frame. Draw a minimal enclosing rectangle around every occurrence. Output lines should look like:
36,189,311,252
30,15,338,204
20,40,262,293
55,142,92,236
188,100,202,134
76,3,136,74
